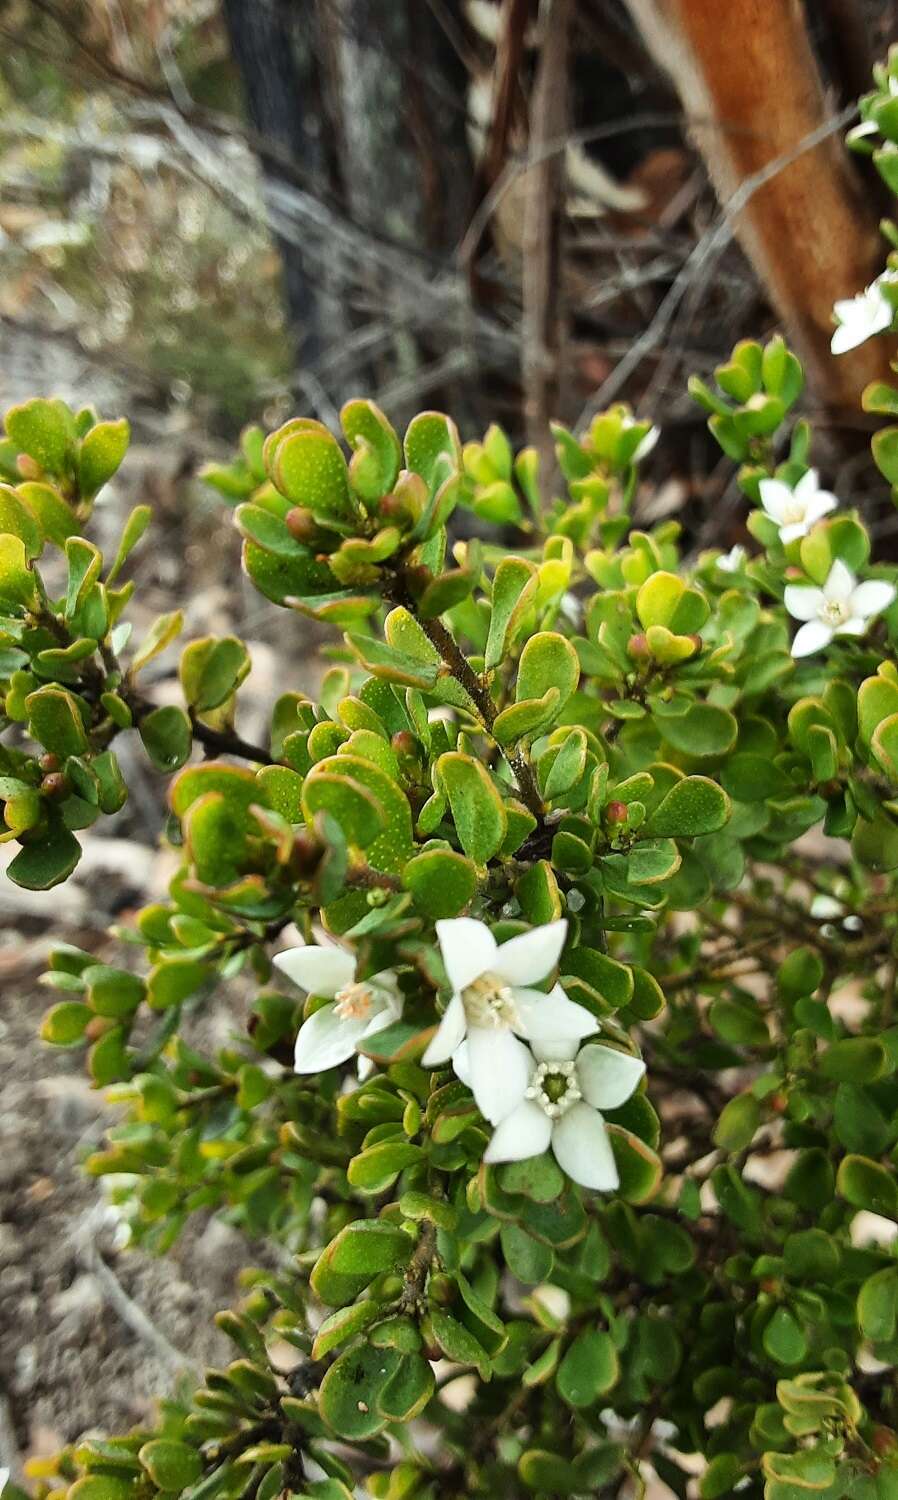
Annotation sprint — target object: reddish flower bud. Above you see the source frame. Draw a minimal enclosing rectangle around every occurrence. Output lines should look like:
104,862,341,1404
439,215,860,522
286,507,320,544
38,752,61,773
40,772,69,800
605,800,628,825
391,731,417,757
627,633,650,659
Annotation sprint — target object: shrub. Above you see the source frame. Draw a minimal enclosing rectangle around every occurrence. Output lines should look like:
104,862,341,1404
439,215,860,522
9,55,898,1500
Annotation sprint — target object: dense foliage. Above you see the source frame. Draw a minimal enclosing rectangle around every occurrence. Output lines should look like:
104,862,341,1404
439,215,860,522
11,51,898,1500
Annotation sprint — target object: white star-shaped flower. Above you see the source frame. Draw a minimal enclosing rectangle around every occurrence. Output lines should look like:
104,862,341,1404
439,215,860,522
784,559,896,658
758,470,837,545
422,917,598,1125
832,272,897,354
467,1036,645,1191
274,943,402,1073
717,544,747,574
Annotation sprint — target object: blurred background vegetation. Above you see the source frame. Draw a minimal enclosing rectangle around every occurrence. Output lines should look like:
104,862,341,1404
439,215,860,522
1,0,891,468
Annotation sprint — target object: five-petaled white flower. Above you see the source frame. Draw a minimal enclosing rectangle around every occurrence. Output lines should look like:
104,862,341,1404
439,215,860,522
422,917,597,1125
759,470,837,545
717,544,747,574
784,559,896,658
469,1036,645,1191
274,943,403,1074
831,272,897,354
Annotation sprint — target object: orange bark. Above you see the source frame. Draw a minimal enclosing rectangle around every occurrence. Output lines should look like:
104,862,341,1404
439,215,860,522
626,0,892,411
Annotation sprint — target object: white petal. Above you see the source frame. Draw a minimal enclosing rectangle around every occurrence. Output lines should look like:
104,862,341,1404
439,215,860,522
514,983,598,1043
452,1038,471,1085
436,917,497,992
783,584,825,622
274,944,356,997
870,292,895,334
833,296,863,323
360,988,404,1038
493,919,568,987
483,1100,553,1164
833,616,867,637
294,1004,368,1072
466,1025,532,1124
792,620,834,657
802,491,837,526
850,580,896,618
779,520,808,544
831,319,870,355
531,1035,581,1063
632,426,660,462
758,478,792,523
794,469,820,501
422,991,467,1065
551,1102,619,1191
824,559,855,602
576,1043,646,1110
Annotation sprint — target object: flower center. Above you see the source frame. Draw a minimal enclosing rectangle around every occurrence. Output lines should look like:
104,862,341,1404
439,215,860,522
525,1060,582,1120
462,972,520,1029
334,982,374,1021
782,501,806,525
821,598,849,626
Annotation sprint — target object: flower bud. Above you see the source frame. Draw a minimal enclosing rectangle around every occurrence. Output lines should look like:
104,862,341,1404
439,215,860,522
286,507,323,545
16,454,42,480
391,730,417,758
385,469,427,527
605,800,628,825
40,772,70,800
627,632,650,659
38,752,61,773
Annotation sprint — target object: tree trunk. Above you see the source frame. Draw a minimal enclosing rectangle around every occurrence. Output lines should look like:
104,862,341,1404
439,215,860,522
521,0,571,472
624,0,892,412
220,0,322,363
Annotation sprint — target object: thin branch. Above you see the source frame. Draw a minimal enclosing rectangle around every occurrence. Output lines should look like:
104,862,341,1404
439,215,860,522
390,567,545,821
187,712,274,766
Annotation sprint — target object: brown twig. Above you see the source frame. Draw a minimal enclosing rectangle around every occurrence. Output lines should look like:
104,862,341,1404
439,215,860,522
389,568,546,822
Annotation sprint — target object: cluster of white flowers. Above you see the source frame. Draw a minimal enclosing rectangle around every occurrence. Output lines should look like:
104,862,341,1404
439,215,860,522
275,917,645,1192
716,466,895,656
831,270,898,354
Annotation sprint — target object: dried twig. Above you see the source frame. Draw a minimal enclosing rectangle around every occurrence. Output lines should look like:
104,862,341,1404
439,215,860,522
72,1206,195,1376
575,102,859,430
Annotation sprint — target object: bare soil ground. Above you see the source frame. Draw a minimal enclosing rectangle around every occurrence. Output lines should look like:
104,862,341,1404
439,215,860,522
0,358,327,1476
